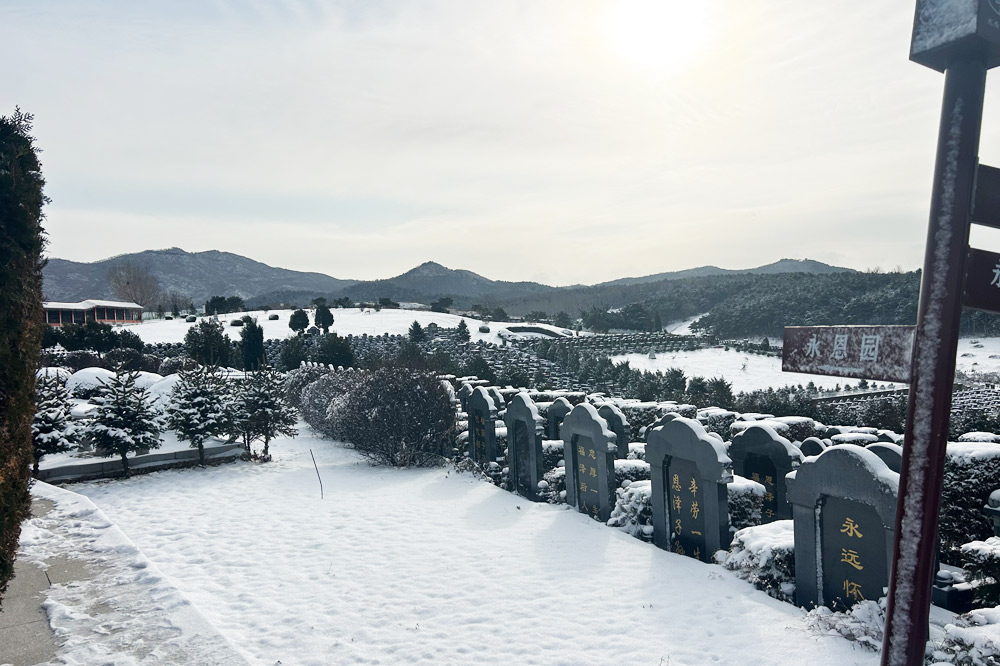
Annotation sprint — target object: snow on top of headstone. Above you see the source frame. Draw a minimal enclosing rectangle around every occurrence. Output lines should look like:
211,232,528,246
729,473,766,496
730,519,795,556
731,419,791,434
912,0,978,54
946,440,1000,464
957,431,1000,443
831,433,880,445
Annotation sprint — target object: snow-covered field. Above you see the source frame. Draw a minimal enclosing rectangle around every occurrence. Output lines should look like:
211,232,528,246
57,427,880,666
129,308,569,347
613,337,1000,394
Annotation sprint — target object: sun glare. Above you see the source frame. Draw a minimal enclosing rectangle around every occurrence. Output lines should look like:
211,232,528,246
606,0,710,73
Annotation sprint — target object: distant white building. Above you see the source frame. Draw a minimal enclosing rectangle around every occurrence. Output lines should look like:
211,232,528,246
42,299,143,326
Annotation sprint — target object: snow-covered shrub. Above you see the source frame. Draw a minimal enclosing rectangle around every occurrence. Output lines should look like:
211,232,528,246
65,367,115,399
541,440,563,471
31,374,78,475
703,410,737,439
960,432,1000,444
103,347,144,371
36,367,71,386
608,480,652,540
157,355,196,376
963,537,1000,607
932,606,1000,666
300,371,363,440
61,350,104,373
717,521,795,601
330,368,454,467
614,459,650,487
283,365,332,409
831,432,879,446
87,370,163,477
728,474,765,532
805,598,886,652
769,416,817,442
627,442,646,461
941,443,1000,563
539,465,566,504
730,419,791,438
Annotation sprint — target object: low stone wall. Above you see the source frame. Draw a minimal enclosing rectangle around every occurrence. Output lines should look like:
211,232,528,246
38,444,245,484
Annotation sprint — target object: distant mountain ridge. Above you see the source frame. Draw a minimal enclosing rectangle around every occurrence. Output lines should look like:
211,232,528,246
596,258,853,288
42,247,357,307
42,248,854,312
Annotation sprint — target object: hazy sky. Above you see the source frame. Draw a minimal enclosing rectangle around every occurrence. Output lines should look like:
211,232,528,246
6,0,1000,286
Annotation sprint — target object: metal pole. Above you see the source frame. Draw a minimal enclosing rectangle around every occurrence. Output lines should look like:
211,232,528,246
881,57,986,666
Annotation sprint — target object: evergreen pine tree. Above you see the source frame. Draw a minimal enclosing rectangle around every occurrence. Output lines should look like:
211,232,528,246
280,335,308,371
240,316,266,371
313,333,355,368
233,368,297,459
0,108,47,608
88,370,162,477
314,304,334,334
31,375,77,475
184,319,230,366
167,367,231,466
408,320,425,343
456,319,470,342
289,309,309,336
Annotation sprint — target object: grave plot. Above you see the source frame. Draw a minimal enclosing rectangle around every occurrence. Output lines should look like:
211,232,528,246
467,387,499,467
503,392,547,501
787,446,898,610
646,417,733,562
561,403,617,521
728,424,802,522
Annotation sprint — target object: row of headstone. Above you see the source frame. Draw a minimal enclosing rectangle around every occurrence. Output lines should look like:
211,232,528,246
467,388,902,613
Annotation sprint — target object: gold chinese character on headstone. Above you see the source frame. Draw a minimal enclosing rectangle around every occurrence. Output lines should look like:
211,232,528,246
764,509,775,519
693,547,701,560
672,474,682,492
674,541,685,556
843,579,864,601
672,495,682,511
577,445,585,457
840,548,864,571
589,467,597,478
580,482,588,493
689,478,698,495
674,518,683,534
591,504,599,517
840,517,863,538
752,472,760,482
690,501,700,519
765,492,774,503
764,475,773,486
579,463,586,475
589,449,596,460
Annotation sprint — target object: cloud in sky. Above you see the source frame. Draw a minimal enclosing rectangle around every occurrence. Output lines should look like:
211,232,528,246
4,0,1000,285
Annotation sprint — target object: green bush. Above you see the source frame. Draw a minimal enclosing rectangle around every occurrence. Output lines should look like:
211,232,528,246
331,368,455,467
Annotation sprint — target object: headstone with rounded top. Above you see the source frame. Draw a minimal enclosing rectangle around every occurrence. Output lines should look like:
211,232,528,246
646,417,733,562
787,446,898,611
867,443,903,474
504,392,546,502
562,403,617,522
467,387,498,467
729,424,803,522
597,403,629,459
799,437,827,457
547,397,573,440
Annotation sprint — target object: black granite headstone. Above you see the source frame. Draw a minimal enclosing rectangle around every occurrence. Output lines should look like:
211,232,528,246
561,403,616,522
547,397,572,440
867,443,903,474
467,387,498,467
799,437,827,457
647,417,733,562
502,392,546,502
729,424,802,522
787,446,898,610
597,403,629,459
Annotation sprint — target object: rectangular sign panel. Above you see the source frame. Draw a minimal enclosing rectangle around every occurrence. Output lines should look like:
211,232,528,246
964,246,1000,314
783,325,914,383
972,163,1000,230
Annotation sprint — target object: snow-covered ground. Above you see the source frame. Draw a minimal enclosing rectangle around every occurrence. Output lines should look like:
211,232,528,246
59,425,881,666
612,337,1000,394
127,308,570,347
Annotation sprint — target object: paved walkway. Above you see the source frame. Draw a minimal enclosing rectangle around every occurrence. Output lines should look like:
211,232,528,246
0,500,59,666
0,486,252,666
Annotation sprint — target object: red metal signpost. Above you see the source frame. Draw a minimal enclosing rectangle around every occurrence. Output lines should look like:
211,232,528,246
782,5,1000,664
878,4,1000,664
